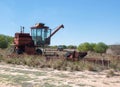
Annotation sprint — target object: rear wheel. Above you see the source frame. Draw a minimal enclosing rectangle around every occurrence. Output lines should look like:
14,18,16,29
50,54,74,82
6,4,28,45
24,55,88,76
16,48,23,54
36,49,42,55
64,51,72,60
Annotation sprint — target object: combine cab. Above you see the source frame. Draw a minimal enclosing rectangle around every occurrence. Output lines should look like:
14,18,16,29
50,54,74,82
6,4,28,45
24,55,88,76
13,23,64,55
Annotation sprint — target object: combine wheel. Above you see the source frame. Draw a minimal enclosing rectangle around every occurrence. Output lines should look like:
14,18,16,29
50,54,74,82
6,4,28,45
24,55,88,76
64,51,72,59
16,49,23,54
36,49,42,55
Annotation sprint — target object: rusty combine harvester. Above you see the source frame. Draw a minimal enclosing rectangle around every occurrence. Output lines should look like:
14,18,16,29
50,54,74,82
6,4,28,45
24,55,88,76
9,22,110,66
13,23,64,55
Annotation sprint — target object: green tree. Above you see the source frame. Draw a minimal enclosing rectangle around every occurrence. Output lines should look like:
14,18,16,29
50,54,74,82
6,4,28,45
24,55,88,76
94,42,108,53
0,35,8,48
0,34,13,49
77,42,92,52
77,42,108,53
90,43,96,51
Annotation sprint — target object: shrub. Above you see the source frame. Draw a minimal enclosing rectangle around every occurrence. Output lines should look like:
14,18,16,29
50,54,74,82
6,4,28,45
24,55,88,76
94,42,108,53
78,42,92,52
77,42,108,53
0,34,13,49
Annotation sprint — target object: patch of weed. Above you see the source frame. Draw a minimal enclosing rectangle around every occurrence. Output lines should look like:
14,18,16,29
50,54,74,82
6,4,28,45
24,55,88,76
21,82,33,87
42,82,56,87
55,73,69,78
77,83,87,86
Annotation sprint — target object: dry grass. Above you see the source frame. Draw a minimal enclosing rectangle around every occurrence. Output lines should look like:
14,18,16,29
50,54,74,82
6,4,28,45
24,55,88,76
0,49,120,71
0,55,107,72
106,69,115,78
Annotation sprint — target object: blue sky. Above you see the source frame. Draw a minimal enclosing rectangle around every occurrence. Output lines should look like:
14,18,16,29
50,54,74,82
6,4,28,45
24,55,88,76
0,0,120,46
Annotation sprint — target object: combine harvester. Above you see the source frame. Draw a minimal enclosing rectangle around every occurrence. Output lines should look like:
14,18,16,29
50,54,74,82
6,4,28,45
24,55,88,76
11,23,64,55
8,22,87,59
8,22,110,66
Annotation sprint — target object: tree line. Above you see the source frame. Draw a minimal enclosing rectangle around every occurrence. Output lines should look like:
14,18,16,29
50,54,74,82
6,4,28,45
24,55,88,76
0,34,108,53
77,42,108,53
51,42,108,53
50,45,77,49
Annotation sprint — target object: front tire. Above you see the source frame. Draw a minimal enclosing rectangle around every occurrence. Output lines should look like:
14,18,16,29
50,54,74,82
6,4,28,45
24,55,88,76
16,49,23,54
36,49,42,55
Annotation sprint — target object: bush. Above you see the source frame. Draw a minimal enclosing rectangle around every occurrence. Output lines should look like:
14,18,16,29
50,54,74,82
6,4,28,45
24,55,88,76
77,42,93,52
0,34,13,49
77,42,108,53
94,42,108,53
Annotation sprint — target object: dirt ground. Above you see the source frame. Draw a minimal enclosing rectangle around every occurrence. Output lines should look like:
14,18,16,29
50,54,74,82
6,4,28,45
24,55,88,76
0,62,120,87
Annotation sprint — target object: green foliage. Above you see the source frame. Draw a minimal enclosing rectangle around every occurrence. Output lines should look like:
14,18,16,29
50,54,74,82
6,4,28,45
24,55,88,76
77,42,108,53
94,42,108,53
0,34,13,49
77,42,93,52
0,35,8,48
90,43,96,51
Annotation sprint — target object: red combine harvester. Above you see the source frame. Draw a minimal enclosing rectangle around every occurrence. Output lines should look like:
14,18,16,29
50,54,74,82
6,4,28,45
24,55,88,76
12,23,87,61
13,23,64,55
